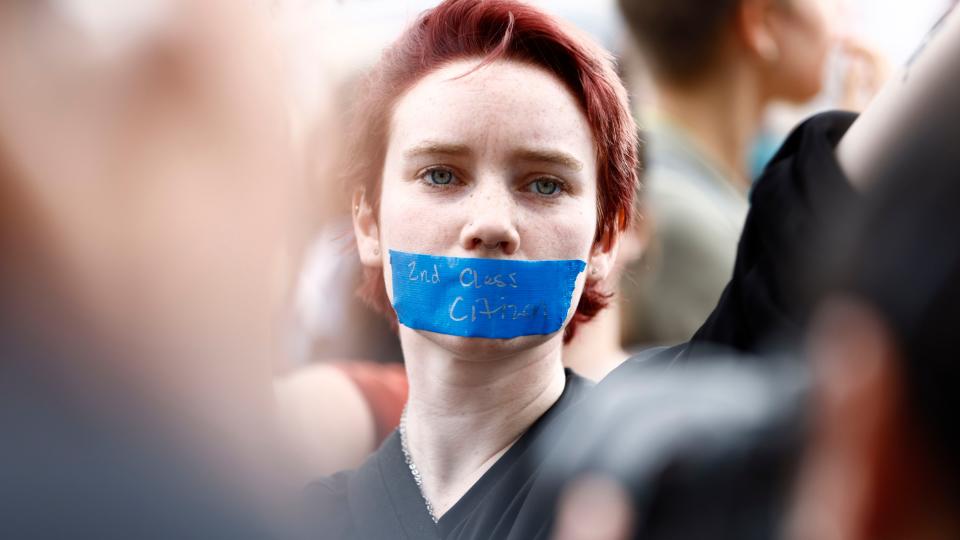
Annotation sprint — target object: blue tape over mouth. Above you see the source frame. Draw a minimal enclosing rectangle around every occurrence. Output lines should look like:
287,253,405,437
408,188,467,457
389,249,586,339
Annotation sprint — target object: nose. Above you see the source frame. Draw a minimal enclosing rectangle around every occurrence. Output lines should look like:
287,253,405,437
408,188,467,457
459,184,520,255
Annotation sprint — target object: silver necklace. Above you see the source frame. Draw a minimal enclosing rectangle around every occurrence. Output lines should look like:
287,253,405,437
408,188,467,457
399,408,440,524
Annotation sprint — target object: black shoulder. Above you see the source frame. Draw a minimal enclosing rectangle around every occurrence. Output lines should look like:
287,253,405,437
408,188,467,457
306,471,353,497
690,111,859,354
303,471,356,540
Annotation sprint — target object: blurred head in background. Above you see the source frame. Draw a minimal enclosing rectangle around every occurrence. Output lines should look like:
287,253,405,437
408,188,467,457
614,0,843,350
620,0,842,184
621,0,838,104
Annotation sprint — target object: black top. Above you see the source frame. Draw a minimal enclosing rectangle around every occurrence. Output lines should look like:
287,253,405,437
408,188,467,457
307,369,593,540
307,112,859,540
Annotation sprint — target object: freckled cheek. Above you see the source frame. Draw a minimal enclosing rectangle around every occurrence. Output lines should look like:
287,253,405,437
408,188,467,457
377,183,463,252
521,204,596,261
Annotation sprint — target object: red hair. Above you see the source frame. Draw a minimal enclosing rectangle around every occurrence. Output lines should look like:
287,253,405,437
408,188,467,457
347,0,639,342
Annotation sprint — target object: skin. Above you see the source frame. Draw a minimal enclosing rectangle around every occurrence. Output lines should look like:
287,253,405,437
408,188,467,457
762,0,839,102
353,58,619,517
274,364,377,474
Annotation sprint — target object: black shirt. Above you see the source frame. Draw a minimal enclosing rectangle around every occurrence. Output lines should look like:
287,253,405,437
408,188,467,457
307,112,859,540
308,369,592,540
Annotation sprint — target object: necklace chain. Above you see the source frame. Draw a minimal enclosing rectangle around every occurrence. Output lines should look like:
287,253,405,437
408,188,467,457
399,408,439,524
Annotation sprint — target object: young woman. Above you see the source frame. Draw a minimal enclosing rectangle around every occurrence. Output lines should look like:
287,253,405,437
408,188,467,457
310,0,863,537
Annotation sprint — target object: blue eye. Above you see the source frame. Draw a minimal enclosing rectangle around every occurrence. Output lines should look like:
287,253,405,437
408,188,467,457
532,178,561,196
424,168,455,186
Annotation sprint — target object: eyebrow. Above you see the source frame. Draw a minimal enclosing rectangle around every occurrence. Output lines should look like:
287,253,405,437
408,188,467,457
403,142,473,159
512,148,584,172
402,142,584,172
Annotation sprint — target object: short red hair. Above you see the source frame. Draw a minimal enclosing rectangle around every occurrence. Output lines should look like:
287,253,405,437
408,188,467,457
347,0,639,342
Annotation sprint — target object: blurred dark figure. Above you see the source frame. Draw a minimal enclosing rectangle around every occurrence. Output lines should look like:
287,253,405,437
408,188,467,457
543,137,960,539
538,6,960,538
549,359,807,540
0,1,306,537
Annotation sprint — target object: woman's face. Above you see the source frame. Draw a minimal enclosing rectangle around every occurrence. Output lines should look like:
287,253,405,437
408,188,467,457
356,59,614,354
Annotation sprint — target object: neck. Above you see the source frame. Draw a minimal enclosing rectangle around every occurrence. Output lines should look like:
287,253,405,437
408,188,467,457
563,298,628,381
400,328,566,519
652,61,766,190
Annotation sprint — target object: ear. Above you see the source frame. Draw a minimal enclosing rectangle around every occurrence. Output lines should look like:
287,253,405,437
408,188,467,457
587,218,623,286
736,0,781,63
352,188,382,268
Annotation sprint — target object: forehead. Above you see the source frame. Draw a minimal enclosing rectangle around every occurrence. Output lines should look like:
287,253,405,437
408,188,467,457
387,58,596,162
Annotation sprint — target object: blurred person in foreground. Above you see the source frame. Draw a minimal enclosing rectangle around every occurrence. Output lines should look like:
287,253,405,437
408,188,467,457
534,6,960,539
547,161,960,540
618,0,847,346
0,0,308,537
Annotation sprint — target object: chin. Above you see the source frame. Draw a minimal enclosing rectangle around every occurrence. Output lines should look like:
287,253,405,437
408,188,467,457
412,328,561,361
781,71,825,104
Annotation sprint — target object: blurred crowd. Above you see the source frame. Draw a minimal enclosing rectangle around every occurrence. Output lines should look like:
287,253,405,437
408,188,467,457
2,0,959,539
